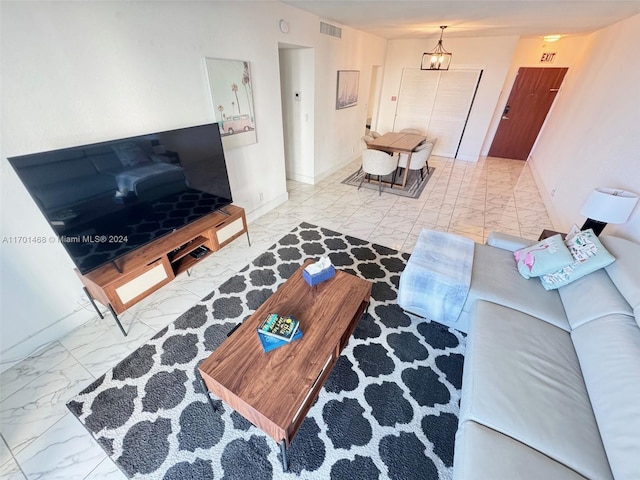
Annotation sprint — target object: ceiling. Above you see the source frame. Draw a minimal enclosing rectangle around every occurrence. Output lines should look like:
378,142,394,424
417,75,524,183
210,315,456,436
282,1,640,39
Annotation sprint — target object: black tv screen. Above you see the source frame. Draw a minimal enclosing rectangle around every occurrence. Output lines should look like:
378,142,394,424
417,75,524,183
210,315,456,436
8,123,233,274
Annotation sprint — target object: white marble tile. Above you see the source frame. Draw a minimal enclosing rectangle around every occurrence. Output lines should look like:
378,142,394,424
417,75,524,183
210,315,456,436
362,192,398,211
348,205,390,225
85,458,127,480
368,227,409,251
58,313,154,378
1,436,12,467
517,208,550,229
0,455,25,480
436,214,452,228
0,342,70,403
307,209,348,233
449,215,485,230
16,413,105,480
173,260,235,299
388,202,423,221
337,189,375,207
338,219,377,240
449,225,485,239
300,193,341,210
401,232,420,253
376,213,417,234
0,355,93,455
126,283,200,333
250,209,300,231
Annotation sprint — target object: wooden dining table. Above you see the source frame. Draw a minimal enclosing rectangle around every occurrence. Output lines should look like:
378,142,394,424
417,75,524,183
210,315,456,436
367,132,427,188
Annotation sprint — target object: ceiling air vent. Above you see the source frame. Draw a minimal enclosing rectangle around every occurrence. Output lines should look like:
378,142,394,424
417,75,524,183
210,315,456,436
320,21,342,39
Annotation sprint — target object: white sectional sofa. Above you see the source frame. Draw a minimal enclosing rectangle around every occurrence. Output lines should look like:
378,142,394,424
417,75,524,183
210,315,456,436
401,231,640,479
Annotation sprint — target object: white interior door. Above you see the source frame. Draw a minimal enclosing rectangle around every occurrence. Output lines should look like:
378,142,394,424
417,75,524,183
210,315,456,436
393,69,439,133
393,69,481,158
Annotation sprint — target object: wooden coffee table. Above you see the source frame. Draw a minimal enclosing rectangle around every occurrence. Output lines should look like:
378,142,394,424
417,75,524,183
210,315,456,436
198,261,372,470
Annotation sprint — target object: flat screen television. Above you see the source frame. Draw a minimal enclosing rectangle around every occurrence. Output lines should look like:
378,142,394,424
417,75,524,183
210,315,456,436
8,123,233,274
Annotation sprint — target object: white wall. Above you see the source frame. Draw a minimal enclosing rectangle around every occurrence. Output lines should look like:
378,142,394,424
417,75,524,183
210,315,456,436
0,1,387,363
529,13,640,241
312,24,387,180
377,35,519,161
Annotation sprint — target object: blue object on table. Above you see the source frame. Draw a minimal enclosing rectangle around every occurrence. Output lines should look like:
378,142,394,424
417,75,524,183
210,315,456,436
257,328,303,353
303,264,336,286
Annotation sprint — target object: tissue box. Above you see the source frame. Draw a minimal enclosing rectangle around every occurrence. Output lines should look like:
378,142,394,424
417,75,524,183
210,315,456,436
303,264,335,286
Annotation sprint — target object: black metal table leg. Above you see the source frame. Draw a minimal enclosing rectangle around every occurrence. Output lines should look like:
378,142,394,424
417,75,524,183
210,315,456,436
107,304,127,337
83,287,104,319
279,441,288,472
198,373,217,413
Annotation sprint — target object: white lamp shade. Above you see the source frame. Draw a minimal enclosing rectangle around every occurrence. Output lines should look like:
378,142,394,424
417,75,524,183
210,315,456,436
580,188,639,224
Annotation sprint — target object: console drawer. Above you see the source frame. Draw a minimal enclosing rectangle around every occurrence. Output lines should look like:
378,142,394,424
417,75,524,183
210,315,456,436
216,217,244,244
114,259,171,305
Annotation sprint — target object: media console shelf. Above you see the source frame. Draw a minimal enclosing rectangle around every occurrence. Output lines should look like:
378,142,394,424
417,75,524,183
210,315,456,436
78,205,248,335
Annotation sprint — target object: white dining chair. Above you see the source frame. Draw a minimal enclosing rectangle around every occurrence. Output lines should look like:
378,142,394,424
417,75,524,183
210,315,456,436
397,139,436,182
361,134,375,146
370,131,383,139
399,128,425,135
360,149,398,195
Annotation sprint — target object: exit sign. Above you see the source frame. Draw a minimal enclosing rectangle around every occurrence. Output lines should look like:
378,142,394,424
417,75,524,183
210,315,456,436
540,52,556,63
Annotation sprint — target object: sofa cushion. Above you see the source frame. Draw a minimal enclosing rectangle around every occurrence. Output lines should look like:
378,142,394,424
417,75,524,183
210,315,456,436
460,301,612,480
463,243,570,331
19,157,98,187
32,174,117,211
514,234,574,279
454,421,587,480
540,230,615,290
599,236,640,323
486,231,534,252
571,314,640,480
111,141,150,166
559,269,633,329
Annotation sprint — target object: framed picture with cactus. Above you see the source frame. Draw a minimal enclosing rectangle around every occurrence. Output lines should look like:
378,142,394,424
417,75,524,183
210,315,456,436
205,57,257,149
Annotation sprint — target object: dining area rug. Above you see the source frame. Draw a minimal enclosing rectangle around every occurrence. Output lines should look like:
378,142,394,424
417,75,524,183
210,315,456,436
66,222,464,479
341,166,435,199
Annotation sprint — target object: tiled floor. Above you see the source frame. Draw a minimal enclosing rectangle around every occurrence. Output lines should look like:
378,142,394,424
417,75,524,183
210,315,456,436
0,155,552,479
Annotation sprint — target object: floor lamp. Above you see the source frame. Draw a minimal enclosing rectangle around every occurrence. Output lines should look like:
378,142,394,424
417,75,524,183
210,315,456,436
580,187,639,236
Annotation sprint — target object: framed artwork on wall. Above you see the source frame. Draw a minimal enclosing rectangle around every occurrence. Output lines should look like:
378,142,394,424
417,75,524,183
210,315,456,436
336,70,359,110
205,57,257,149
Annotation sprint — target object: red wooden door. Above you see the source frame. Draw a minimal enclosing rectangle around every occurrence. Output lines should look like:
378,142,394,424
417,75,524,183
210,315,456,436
488,67,568,160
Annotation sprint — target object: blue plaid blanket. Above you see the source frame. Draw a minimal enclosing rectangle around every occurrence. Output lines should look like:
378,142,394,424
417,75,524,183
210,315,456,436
398,229,474,325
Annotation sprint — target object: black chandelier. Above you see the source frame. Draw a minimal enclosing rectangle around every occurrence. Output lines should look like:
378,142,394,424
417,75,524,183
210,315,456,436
421,26,452,70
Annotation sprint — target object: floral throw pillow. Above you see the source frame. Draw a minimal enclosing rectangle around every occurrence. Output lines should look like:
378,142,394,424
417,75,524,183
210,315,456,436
540,229,615,290
514,234,574,279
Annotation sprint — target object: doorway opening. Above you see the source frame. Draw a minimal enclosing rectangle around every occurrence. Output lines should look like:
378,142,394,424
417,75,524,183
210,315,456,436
278,44,315,183
365,65,382,134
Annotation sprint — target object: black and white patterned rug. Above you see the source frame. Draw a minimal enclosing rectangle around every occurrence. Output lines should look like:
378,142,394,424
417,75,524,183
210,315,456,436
67,222,465,479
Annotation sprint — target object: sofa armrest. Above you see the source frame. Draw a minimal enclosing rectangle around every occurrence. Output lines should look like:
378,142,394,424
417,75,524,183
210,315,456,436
486,231,534,252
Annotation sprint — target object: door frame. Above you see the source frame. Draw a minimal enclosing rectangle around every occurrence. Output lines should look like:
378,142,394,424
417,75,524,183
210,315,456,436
485,65,569,160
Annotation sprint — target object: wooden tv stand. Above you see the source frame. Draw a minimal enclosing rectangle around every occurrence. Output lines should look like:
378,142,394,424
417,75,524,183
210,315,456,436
77,205,248,335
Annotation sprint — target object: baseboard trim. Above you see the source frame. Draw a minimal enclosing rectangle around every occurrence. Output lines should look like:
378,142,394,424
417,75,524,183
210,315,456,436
244,192,289,224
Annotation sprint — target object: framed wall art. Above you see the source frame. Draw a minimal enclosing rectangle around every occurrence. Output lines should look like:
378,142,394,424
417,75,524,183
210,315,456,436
205,57,256,149
336,70,359,110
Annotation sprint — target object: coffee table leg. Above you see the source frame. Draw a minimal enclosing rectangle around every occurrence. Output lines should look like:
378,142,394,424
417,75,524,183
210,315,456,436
279,441,288,472
198,373,217,413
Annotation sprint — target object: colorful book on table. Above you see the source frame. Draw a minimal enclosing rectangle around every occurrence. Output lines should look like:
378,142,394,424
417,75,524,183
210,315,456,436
257,313,300,342
257,328,303,353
